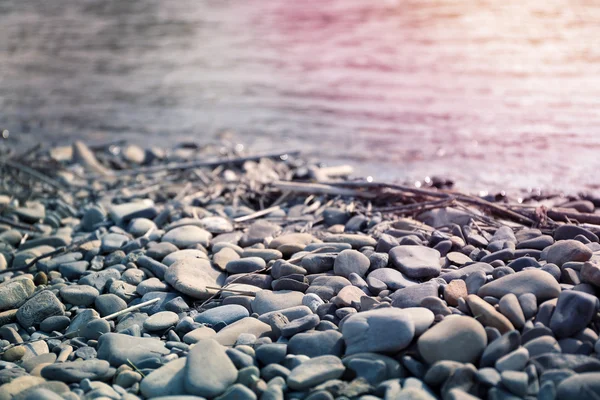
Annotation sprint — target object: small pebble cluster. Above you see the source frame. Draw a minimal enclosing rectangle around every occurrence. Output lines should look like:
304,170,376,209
1,141,600,400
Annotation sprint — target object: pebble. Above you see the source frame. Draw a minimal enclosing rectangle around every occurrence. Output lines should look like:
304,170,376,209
443,279,468,306
0,279,35,311
96,333,169,366
389,245,441,278
287,355,346,390
549,290,599,338
144,311,180,331
545,239,593,266
40,359,111,383
94,294,127,317
185,339,238,397
39,315,70,332
288,330,344,358
498,294,526,330
164,258,226,299
252,290,304,315
195,304,249,326
478,269,561,302
495,347,529,372
162,225,212,248
333,249,370,278
466,294,514,334
16,290,65,328
418,315,487,364
140,357,187,398
342,308,416,355
226,257,266,274
214,317,272,346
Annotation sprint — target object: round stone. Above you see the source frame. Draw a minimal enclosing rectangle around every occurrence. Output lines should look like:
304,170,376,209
194,304,249,326
342,308,416,355
144,311,180,331
252,290,304,315
333,249,370,278
162,225,212,248
164,258,226,299
389,246,441,279
478,269,561,302
545,240,593,267
417,315,487,365
94,294,127,317
226,257,266,274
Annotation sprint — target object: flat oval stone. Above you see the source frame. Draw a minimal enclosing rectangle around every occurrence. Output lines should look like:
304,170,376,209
162,249,209,266
269,233,315,249
41,359,110,383
417,315,487,365
97,333,169,366
439,262,494,283
342,308,416,355
199,216,234,234
466,295,514,334
554,225,599,243
164,258,226,299
144,311,180,331
94,294,127,317
333,249,370,278
214,317,272,346
288,330,344,358
389,246,441,279
194,304,249,326
226,257,266,274
40,315,70,332
162,225,212,248
252,290,304,315
478,269,561,302
367,268,419,290
287,355,346,390
545,240,593,267
323,234,377,249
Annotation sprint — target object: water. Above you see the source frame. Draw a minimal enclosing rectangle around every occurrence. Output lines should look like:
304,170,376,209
2,0,600,194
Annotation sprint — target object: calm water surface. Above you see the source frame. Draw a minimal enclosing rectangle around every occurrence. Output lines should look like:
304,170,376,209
2,0,600,193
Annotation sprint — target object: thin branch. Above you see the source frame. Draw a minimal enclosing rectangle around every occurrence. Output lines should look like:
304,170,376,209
88,150,301,179
102,298,160,321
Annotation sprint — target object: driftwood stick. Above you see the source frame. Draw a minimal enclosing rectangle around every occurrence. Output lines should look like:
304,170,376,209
205,286,257,296
0,216,44,233
325,180,535,225
272,181,377,199
374,197,456,212
234,206,281,223
1,235,98,273
543,208,600,225
102,298,160,321
88,150,301,179
1,159,66,191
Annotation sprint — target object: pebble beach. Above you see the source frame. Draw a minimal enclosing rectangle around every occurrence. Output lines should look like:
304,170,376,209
1,140,600,399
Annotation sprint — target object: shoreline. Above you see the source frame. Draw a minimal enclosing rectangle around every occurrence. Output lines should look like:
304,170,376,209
1,140,599,399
